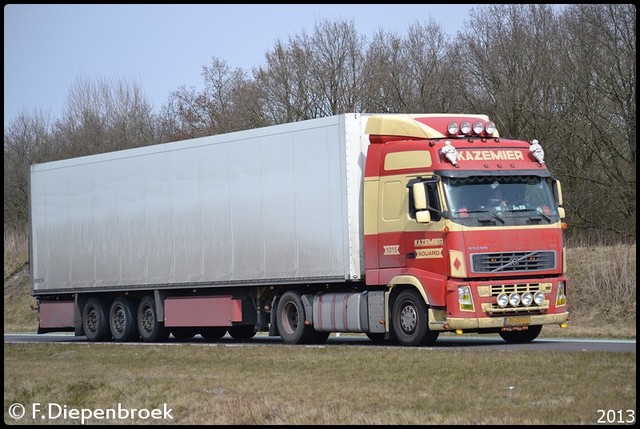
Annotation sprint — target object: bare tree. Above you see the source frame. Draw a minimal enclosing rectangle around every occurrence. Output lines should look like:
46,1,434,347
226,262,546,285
360,29,408,113
255,36,318,123
54,75,157,158
554,4,636,241
159,57,253,140
255,18,366,122
307,19,366,115
4,110,54,229
361,20,456,114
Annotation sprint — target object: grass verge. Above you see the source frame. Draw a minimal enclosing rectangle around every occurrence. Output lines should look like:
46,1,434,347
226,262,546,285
3,342,636,425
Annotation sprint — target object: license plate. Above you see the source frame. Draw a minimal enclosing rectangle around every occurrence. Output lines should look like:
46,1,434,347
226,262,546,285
505,316,531,326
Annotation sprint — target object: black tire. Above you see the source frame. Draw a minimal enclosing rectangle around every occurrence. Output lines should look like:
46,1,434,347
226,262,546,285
499,325,542,344
276,291,314,344
200,327,227,340
83,297,110,342
109,296,139,342
365,332,386,343
228,325,257,340
137,295,169,342
171,327,197,341
392,289,439,346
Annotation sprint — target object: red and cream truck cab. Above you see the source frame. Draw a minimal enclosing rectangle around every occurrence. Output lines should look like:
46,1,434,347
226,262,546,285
362,114,569,345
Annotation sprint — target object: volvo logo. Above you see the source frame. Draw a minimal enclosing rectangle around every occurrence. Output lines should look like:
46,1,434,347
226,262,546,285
508,257,520,267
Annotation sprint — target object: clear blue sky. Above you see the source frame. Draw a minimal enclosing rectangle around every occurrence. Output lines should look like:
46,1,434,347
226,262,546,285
4,4,475,126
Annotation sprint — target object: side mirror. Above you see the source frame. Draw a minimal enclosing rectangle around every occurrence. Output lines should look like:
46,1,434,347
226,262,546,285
412,183,431,223
412,182,427,210
416,210,432,224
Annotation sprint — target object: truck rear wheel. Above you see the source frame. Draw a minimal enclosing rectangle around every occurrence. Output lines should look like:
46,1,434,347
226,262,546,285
499,325,542,343
83,297,110,342
109,297,139,342
392,289,439,346
137,295,169,342
276,291,313,344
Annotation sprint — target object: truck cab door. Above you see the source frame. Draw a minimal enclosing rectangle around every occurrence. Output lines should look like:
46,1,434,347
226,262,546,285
404,178,448,275
376,177,407,269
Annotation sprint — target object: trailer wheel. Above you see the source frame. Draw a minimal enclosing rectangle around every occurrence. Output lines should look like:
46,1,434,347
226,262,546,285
392,289,439,346
200,327,227,340
109,297,139,342
499,325,542,343
137,295,169,342
276,291,313,344
228,325,257,340
83,297,110,342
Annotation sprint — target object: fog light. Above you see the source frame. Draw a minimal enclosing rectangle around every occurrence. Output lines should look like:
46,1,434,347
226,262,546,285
497,293,508,308
508,293,521,307
534,291,545,306
521,292,533,306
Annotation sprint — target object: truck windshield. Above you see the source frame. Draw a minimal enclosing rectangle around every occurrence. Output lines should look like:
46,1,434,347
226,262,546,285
442,176,559,220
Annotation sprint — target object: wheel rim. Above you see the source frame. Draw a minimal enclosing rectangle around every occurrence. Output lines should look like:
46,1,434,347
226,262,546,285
399,301,418,334
112,306,125,334
141,306,154,333
282,301,299,335
86,307,98,334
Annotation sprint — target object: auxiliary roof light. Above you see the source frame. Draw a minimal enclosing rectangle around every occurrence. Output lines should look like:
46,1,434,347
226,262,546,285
472,121,484,135
447,121,459,135
485,121,497,135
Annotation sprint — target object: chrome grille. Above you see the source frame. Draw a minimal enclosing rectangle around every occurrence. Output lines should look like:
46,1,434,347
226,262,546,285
471,251,556,273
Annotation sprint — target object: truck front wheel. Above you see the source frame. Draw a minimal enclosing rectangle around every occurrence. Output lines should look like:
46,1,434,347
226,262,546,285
83,297,110,342
137,295,169,342
276,291,313,344
392,289,439,346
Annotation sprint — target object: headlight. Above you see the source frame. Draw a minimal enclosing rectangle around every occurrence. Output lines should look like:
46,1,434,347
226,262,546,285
534,291,545,306
458,285,474,311
521,292,533,306
497,293,509,308
508,293,521,307
556,281,566,306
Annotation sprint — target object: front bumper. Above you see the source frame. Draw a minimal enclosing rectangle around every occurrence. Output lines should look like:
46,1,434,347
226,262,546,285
429,310,570,331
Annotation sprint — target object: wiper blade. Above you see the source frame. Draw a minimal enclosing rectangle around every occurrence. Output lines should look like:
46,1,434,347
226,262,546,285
505,208,551,222
456,209,505,224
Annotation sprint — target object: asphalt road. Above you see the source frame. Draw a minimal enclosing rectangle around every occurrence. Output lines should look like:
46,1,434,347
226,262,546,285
4,333,636,353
